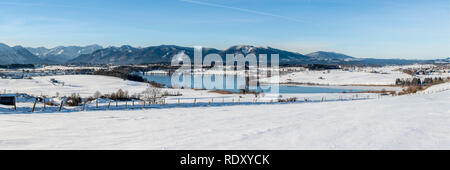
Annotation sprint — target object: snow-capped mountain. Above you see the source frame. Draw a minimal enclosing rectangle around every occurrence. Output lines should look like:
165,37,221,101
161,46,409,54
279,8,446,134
223,45,310,64
0,43,43,64
26,45,103,63
70,45,196,65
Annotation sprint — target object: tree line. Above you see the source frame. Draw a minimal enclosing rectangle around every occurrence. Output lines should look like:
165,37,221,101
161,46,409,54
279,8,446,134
395,77,447,86
93,66,146,82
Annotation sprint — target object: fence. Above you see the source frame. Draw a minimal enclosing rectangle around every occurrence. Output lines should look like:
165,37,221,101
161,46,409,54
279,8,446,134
6,94,375,113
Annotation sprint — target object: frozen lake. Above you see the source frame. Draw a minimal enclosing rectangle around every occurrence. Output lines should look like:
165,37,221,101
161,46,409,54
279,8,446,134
141,74,367,94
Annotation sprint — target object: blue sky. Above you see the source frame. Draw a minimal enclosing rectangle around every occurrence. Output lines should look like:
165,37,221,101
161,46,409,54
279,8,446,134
0,0,448,59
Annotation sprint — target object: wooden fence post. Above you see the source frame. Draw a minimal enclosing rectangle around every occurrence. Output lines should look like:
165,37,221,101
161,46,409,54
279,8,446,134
43,97,46,110
82,101,86,111
107,101,111,110
31,98,38,112
116,100,118,107
13,97,16,110
59,100,64,112
96,99,99,108
125,101,128,109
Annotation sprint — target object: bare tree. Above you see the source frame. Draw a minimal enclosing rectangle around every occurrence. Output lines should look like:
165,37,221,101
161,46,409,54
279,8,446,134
141,86,162,103
94,91,102,99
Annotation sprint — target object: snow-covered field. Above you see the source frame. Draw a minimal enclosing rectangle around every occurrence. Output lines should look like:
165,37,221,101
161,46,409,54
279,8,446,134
273,69,411,85
0,88,449,150
264,65,450,85
1,65,449,150
0,75,149,97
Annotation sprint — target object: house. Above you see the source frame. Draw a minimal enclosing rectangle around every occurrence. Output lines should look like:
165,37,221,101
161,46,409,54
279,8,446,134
10,74,24,79
50,78,58,83
0,96,15,106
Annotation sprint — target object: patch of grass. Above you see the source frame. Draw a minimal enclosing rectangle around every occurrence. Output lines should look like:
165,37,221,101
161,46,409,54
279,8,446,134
398,86,425,95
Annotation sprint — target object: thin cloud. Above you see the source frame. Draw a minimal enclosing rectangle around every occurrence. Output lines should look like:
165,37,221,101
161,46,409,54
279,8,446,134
180,0,305,23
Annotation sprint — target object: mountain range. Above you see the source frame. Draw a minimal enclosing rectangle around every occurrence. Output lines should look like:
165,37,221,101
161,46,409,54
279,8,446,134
68,45,439,65
69,45,314,65
0,43,446,66
26,45,103,63
0,43,43,64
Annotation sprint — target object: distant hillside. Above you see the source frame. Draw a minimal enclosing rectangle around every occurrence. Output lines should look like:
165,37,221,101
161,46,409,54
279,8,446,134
433,57,450,64
307,51,355,60
26,45,103,63
346,58,434,65
0,43,43,64
305,51,433,65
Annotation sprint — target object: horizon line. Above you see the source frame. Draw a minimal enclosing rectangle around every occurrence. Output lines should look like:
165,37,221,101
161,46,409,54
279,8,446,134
1,42,448,60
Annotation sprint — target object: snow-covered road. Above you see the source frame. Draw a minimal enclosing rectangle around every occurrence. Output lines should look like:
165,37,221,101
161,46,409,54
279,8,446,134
1,90,449,150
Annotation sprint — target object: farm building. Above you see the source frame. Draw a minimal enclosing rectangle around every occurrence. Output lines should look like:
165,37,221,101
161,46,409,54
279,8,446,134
0,96,15,106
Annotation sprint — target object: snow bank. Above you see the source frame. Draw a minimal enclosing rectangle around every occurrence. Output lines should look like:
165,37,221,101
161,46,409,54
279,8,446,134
0,90,449,149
